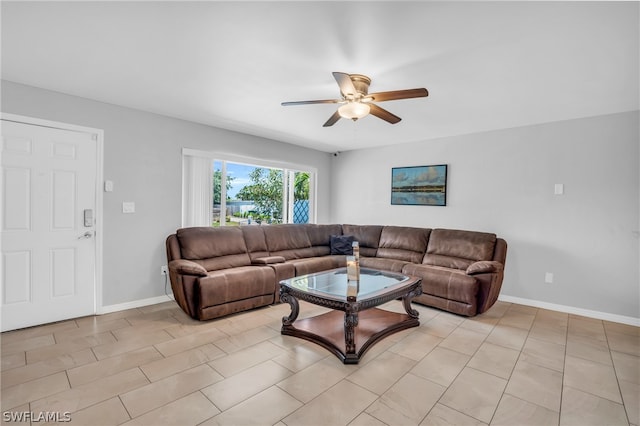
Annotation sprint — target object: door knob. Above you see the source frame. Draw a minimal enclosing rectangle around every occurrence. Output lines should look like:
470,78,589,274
77,231,94,239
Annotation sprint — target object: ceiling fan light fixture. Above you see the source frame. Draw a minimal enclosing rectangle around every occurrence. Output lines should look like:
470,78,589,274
338,102,370,120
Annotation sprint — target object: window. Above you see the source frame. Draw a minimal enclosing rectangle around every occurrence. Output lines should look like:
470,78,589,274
182,149,315,227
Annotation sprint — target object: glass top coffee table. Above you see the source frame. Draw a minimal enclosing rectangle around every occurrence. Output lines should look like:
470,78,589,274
279,267,422,364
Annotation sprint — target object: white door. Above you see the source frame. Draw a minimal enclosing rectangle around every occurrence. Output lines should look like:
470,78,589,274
1,119,98,331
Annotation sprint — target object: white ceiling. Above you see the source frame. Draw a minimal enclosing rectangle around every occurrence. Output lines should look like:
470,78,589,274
2,1,638,153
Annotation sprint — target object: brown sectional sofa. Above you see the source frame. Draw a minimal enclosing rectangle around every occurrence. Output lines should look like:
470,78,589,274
165,224,507,320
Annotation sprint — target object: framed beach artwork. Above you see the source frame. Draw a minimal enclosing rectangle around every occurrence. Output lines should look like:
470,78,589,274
391,164,448,206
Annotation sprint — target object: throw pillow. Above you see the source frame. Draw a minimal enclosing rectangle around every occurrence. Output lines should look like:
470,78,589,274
330,235,355,255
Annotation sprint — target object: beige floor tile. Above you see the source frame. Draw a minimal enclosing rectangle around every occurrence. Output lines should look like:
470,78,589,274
123,391,219,426
388,329,442,361
208,340,286,377
534,308,569,326
421,403,487,426
505,360,563,412
607,329,640,356
520,336,566,372
271,341,329,372
51,397,130,426
111,316,181,340
2,348,95,389
201,360,292,411
66,346,163,387
411,347,470,387
201,386,302,426
605,320,640,337
74,308,142,327
439,367,506,423
564,354,622,403
30,367,149,414
528,321,567,345
152,327,228,358
1,352,25,371
485,324,529,351
283,380,378,426
349,412,387,426
498,311,535,330
212,325,280,353
611,350,640,384
346,351,416,395
366,372,445,425
567,333,613,365
27,332,116,364
120,364,222,418
91,329,172,360
421,314,464,338
1,320,78,345
467,342,519,379
2,334,55,356
438,326,487,356
459,315,499,335
141,343,224,382
53,318,130,342
560,386,628,426
619,379,639,425
491,394,559,426
568,316,606,341
276,356,355,403
1,371,70,410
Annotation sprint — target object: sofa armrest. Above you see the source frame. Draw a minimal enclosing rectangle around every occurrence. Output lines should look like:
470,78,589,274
252,256,286,265
466,260,503,275
169,259,208,276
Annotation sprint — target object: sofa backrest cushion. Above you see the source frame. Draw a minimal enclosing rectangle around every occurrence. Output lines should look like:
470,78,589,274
377,226,431,263
341,225,383,257
424,228,497,270
262,224,320,260
176,227,251,270
241,226,270,261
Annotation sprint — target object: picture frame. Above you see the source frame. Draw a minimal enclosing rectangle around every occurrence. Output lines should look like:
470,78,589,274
391,164,448,206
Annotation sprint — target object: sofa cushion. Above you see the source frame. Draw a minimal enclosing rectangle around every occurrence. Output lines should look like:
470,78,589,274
288,256,342,276
305,224,343,246
241,226,270,260
198,266,275,308
359,256,409,273
423,229,497,270
330,234,355,255
176,227,251,270
402,263,479,305
376,226,431,263
341,225,383,257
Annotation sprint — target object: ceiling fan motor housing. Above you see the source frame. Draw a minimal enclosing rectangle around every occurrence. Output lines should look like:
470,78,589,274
349,74,371,97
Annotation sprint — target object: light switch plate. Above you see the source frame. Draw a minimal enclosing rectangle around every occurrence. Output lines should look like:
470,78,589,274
554,183,564,195
104,180,114,192
122,202,135,213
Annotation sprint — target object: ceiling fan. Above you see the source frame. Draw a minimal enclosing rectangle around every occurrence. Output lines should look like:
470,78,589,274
281,72,428,127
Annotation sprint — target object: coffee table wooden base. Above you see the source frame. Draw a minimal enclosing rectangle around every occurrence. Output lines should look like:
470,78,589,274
281,308,419,364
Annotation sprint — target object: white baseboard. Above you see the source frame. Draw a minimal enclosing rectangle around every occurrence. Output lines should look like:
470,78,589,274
498,294,640,327
98,295,174,315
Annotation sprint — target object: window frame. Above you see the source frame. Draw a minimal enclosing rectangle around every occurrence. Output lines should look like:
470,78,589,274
182,148,317,227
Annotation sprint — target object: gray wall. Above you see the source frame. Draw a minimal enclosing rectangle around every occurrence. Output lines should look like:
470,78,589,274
330,111,639,320
1,81,333,306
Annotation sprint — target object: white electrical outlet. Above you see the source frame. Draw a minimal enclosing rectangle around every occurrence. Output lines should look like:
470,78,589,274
545,272,554,284
161,265,168,276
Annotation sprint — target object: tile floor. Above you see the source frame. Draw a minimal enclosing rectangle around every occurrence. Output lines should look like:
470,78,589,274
1,299,638,426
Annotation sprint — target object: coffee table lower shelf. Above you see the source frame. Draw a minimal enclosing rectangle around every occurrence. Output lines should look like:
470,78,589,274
281,308,419,364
